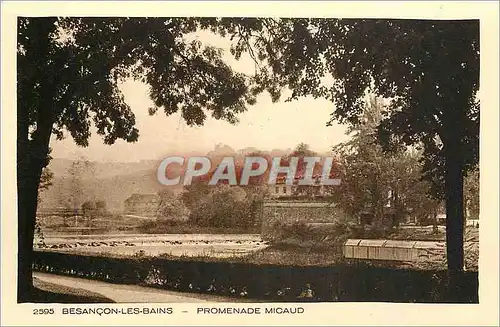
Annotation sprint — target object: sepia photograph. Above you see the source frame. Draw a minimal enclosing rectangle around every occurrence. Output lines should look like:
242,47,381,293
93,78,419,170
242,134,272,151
2,1,499,326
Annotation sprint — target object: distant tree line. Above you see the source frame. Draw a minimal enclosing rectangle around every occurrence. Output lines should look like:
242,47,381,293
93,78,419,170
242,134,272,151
151,184,266,232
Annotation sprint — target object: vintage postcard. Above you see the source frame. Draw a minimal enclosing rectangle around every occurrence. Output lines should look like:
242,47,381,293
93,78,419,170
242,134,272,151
1,1,499,326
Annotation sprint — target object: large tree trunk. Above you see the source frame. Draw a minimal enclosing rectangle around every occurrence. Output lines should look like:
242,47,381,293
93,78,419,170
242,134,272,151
17,60,35,301
17,139,53,303
17,124,53,303
17,152,45,302
17,135,53,302
444,147,465,301
17,17,57,302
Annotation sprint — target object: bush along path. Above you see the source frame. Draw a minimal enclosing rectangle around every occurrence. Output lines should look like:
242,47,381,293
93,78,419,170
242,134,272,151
33,251,478,303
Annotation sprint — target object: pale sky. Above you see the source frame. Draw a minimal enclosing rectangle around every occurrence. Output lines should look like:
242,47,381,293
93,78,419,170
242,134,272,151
50,30,349,162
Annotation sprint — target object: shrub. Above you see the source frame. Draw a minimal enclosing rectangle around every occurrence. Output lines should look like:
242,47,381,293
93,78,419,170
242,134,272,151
265,220,354,252
32,251,479,303
187,185,260,230
157,189,190,221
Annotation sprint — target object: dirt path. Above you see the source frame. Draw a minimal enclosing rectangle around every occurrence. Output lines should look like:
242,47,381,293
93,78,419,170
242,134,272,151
34,273,246,303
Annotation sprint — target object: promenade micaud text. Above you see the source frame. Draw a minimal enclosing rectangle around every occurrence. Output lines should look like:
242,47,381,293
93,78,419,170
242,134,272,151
157,156,341,186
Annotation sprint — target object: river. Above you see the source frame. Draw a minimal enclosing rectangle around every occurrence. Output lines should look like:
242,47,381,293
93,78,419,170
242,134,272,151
35,233,268,258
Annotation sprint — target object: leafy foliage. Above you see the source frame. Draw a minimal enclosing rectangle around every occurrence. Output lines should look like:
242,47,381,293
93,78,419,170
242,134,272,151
33,250,479,302
35,167,54,245
156,189,190,221
38,168,54,199
464,168,480,220
81,199,109,216
331,96,442,227
65,159,94,211
183,184,260,230
208,18,479,193
18,17,257,149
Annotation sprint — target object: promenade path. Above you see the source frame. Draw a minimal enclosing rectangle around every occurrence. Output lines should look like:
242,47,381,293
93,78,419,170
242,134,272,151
34,272,248,303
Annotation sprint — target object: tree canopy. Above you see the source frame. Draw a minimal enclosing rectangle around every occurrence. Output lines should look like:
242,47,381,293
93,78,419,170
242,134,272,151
331,95,441,227
18,17,258,151
206,18,479,191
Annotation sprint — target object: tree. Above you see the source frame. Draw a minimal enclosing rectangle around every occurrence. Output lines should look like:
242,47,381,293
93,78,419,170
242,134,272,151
81,200,97,225
82,199,109,226
95,200,108,214
331,95,440,228
331,96,388,225
66,160,86,225
284,143,325,197
17,17,256,301
464,167,480,221
157,189,190,221
37,168,54,201
214,19,479,279
181,182,212,210
291,143,315,157
35,167,54,245
187,185,255,229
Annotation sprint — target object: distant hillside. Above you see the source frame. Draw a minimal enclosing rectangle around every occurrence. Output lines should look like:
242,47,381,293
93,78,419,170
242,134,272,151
40,144,330,212
46,158,162,179
39,168,182,212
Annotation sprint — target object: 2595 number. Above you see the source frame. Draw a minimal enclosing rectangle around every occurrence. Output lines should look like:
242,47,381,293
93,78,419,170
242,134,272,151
33,308,54,315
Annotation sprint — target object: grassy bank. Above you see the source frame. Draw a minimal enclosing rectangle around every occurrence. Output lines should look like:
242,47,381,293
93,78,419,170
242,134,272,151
240,244,346,266
260,222,478,270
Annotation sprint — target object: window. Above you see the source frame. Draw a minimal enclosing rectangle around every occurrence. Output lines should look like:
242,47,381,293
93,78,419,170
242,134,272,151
283,186,287,194
275,186,280,194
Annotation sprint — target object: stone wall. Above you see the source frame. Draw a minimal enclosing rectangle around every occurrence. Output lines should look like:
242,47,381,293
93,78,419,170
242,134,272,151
261,200,343,236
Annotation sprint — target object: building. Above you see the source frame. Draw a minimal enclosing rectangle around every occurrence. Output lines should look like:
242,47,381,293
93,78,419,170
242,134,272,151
124,193,161,217
267,181,410,227
436,213,479,227
268,174,331,198
261,173,341,236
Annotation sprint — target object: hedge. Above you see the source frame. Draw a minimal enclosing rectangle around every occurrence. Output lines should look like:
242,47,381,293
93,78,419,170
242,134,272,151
33,251,478,303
